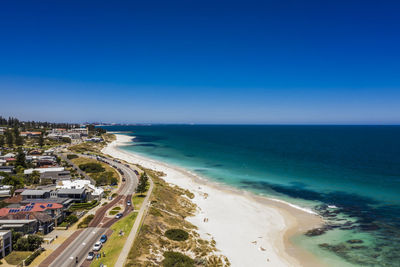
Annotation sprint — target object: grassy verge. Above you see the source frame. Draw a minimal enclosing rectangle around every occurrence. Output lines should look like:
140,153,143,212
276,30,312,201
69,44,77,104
5,251,32,265
90,212,138,267
90,181,149,267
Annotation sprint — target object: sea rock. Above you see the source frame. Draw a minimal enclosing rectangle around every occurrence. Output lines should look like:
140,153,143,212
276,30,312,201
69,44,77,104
346,239,364,244
305,227,327,236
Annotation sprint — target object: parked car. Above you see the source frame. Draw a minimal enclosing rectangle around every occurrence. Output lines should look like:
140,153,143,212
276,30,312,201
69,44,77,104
87,251,95,260
100,234,107,243
93,241,102,251
122,177,126,182
127,201,131,206
115,213,123,219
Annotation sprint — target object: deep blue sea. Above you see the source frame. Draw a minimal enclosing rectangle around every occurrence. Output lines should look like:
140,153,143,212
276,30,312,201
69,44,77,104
103,125,400,267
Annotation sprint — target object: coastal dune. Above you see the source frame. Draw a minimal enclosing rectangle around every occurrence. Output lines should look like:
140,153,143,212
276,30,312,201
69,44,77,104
102,134,324,267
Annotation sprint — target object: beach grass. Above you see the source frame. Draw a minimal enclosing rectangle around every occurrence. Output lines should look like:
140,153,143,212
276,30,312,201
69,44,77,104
124,168,229,267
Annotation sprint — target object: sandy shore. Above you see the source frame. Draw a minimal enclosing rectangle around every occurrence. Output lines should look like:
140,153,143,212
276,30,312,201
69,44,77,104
102,133,325,267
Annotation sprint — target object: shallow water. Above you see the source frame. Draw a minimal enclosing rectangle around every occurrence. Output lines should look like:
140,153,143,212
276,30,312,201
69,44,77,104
103,125,400,266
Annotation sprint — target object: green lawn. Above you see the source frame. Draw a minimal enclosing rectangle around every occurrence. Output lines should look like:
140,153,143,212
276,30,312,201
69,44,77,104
90,183,149,267
5,251,32,265
90,212,138,267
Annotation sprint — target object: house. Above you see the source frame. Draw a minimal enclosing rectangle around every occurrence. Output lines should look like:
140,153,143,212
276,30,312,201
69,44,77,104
56,188,87,203
13,189,26,195
40,170,71,184
24,167,65,175
86,137,103,142
20,132,41,137
56,179,104,201
0,202,65,234
0,166,14,174
0,186,12,198
21,189,52,200
20,198,73,210
68,127,88,136
0,230,12,258
0,153,15,160
0,219,37,234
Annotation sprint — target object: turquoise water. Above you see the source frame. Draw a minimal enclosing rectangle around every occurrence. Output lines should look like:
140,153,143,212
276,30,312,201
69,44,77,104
103,125,400,266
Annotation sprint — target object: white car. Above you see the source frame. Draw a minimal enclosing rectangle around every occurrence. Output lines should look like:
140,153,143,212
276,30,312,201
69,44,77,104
93,241,102,251
87,251,95,260
127,201,131,206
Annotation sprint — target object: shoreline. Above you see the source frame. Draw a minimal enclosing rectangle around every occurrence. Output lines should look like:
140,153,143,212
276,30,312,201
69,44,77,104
102,133,326,267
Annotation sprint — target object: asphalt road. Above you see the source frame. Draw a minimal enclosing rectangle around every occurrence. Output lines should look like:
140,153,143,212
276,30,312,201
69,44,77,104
46,156,138,267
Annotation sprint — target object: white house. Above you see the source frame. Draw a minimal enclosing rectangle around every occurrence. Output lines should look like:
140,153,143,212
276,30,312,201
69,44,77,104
24,167,65,175
56,179,104,200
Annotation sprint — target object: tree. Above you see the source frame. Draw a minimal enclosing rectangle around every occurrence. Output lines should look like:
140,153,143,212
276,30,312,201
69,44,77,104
15,148,27,168
13,126,23,146
26,170,41,185
13,235,43,251
38,133,44,147
0,135,4,148
136,172,148,195
5,129,13,147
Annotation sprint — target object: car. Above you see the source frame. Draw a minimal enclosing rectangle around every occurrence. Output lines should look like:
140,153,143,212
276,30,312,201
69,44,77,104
100,234,107,243
127,201,131,206
87,251,95,260
93,241,102,251
108,196,112,200
115,213,123,219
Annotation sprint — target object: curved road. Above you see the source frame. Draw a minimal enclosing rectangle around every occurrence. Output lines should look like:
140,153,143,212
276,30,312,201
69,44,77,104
41,156,138,267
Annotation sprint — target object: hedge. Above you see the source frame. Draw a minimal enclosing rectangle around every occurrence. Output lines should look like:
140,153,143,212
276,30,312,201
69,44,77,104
24,249,42,266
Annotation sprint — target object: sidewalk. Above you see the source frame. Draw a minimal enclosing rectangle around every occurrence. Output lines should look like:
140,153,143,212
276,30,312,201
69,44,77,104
114,178,154,267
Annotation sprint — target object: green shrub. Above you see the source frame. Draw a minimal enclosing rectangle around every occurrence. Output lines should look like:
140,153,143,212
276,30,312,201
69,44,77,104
67,154,78,160
69,200,98,211
162,251,194,267
79,163,104,173
24,249,42,265
65,214,78,224
165,229,189,241
78,214,95,228
13,235,43,251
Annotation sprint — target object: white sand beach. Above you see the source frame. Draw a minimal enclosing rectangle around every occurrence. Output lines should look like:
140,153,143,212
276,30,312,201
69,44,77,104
102,134,325,267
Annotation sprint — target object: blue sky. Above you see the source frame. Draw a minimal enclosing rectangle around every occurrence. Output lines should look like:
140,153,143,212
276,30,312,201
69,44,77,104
0,0,399,124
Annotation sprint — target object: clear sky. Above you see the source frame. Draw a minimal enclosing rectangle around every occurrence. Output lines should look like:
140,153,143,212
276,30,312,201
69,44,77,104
0,0,399,124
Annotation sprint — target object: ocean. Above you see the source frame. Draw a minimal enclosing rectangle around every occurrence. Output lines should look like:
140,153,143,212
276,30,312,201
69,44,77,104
102,125,400,267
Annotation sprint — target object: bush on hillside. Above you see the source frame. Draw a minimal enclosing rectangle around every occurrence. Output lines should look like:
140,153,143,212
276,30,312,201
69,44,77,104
79,163,104,173
67,154,78,160
165,229,189,241
162,251,194,267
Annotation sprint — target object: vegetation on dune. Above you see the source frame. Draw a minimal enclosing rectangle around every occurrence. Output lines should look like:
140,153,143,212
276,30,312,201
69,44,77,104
79,162,105,173
67,154,79,160
162,251,194,267
165,229,189,241
125,168,229,267
71,157,119,185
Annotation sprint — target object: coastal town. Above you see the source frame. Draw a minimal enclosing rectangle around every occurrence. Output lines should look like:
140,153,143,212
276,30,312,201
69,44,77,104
0,116,149,266
0,115,235,267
